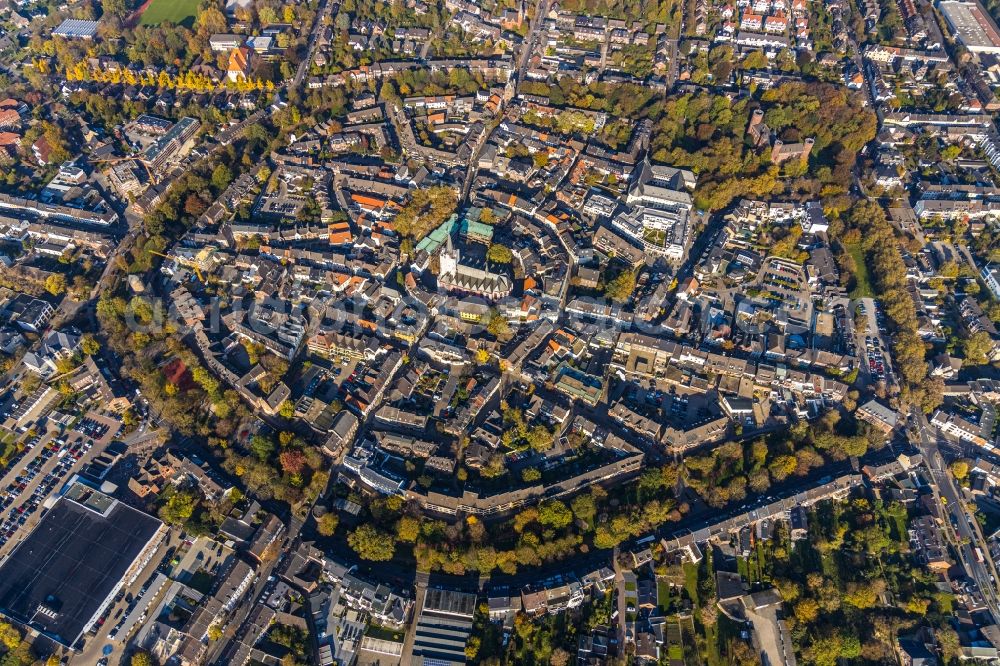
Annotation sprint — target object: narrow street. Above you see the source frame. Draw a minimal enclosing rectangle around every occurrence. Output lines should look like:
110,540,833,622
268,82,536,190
910,409,1000,620
292,0,335,90
72,530,183,665
205,550,286,665
399,580,428,662
611,546,627,646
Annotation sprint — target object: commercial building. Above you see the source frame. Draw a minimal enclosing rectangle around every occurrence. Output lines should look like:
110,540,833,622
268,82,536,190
982,264,1000,299
177,558,256,663
939,0,1000,53
323,411,360,457
22,329,81,379
52,19,99,39
614,159,696,261
334,570,412,629
407,435,643,517
931,409,991,447
410,588,477,665
0,483,166,649
0,192,118,226
2,294,55,332
308,331,379,361
139,117,200,172
856,399,899,434
909,515,951,571
209,34,245,51
553,364,604,406
611,332,678,377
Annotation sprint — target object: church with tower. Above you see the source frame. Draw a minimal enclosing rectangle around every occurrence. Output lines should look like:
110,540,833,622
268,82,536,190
437,236,513,300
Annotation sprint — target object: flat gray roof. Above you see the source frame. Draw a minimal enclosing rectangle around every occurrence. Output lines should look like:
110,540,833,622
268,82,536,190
422,588,477,618
940,1,1000,52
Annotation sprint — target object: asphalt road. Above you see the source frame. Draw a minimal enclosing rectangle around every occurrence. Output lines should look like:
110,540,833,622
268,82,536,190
515,0,551,85
71,530,182,666
292,0,336,89
910,409,1000,620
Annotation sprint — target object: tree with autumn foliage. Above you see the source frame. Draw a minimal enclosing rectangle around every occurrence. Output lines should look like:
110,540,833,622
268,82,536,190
316,512,339,536
279,449,306,476
63,59,274,93
184,194,208,217
0,620,20,649
348,524,396,561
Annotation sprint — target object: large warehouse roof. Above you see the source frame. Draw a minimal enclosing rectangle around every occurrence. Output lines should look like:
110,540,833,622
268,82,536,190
0,484,163,648
939,1,1000,53
52,19,99,39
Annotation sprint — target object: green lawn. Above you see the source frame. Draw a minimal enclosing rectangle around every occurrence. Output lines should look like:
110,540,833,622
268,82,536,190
657,578,671,610
819,548,839,580
643,227,667,247
683,562,700,607
365,624,404,642
750,542,771,585
846,242,874,299
0,439,15,469
666,619,685,660
705,622,721,666
889,511,908,545
736,556,749,580
140,0,199,27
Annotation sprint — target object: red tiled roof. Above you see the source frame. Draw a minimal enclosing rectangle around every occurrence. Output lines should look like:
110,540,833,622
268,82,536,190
228,46,251,75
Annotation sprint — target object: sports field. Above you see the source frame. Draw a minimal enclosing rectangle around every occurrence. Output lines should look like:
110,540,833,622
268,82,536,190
138,0,199,27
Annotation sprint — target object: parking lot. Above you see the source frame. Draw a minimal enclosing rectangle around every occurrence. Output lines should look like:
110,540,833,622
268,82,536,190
0,412,121,558
0,433,91,554
756,259,811,316
855,297,895,387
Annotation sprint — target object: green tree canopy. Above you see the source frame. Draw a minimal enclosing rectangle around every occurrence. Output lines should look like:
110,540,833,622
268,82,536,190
538,499,573,529
964,330,993,366
316,512,339,537
158,489,198,526
604,270,636,303
348,524,396,561
486,243,513,264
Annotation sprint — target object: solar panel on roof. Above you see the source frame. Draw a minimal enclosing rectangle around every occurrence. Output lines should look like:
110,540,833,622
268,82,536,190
53,19,99,38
